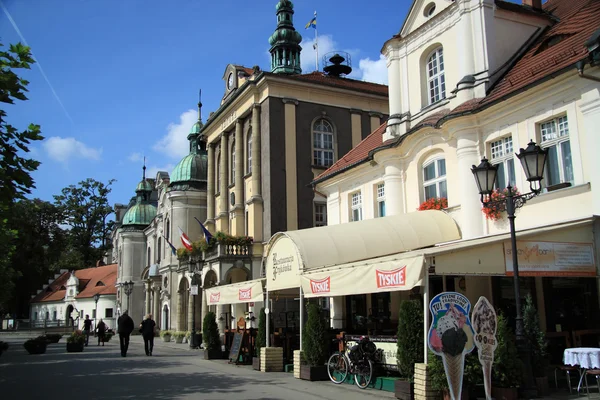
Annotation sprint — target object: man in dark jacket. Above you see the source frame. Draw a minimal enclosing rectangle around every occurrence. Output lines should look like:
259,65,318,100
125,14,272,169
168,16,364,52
117,311,134,357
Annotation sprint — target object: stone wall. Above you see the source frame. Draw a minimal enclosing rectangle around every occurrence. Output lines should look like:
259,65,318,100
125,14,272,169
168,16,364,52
414,362,438,400
260,347,283,372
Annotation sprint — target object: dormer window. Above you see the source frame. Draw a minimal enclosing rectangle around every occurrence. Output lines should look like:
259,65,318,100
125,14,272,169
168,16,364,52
424,3,436,17
96,281,105,287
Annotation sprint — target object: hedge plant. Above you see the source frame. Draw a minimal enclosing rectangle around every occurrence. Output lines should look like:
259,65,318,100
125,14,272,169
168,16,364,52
202,311,221,351
302,303,328,366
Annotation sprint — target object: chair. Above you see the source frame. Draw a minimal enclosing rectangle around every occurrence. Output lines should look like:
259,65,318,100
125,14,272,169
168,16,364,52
555,365,582,393
585,369,600,399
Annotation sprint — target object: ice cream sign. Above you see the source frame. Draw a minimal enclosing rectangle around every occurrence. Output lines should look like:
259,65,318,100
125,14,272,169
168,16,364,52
428,292,475,400
472,296,497,400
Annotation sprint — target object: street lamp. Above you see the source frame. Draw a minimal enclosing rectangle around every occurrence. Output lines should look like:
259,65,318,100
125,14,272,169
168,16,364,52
471,139,547,387
93,293,100,329
188,262,198,349
122,280,134,313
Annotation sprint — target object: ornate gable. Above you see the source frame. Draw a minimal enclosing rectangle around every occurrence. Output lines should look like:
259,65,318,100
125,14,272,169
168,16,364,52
400,0,456,37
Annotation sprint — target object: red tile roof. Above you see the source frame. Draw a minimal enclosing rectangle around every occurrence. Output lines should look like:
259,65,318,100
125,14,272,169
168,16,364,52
30,264,117,303
314,0,598,184
285,71,389,96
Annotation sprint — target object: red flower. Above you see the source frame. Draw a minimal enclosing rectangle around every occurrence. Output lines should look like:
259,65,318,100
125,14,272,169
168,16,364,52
482,187,520,221
418,197,448,211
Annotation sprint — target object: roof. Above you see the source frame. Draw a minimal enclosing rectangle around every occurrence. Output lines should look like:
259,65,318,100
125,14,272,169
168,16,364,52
169,152,208,187
31,264,117,303
122,202,157,227
286,71,389,96
315,0,598,184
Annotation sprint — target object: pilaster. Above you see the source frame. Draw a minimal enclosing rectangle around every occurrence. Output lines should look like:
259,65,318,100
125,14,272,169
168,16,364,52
350,109,362,147
206,144,215,230
580,87,600,215
218,133,229,234
232,119,245,235
369,111,383,132
382,159,405,216
283,98,298,231
250,105,264,241
456,132,484,239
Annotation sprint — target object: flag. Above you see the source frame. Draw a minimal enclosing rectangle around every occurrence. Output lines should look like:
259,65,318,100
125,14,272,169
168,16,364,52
194,217,213,243
178,227,193,251
305,17,316,29
163,234,177,256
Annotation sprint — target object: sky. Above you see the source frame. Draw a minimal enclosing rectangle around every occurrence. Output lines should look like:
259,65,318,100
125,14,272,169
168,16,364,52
0,0,522,212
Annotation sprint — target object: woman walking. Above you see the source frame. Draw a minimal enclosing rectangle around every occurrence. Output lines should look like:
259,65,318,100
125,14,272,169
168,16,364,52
140,314,156,356
96,319,107,346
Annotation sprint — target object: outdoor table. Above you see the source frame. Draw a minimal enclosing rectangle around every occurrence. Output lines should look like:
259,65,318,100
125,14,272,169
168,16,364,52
563,347,600,391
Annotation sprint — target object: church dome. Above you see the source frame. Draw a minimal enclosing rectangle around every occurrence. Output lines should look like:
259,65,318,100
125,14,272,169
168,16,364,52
136,179,153,192
122,202,157,227
190,121,203,135
269,28,302,46
275,0,294,11
169,152,208,189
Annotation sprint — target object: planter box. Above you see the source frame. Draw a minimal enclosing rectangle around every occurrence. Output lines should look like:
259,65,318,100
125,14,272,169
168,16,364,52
394,380,414,400
162,335,172,342
253,357,261,371
204,348,222,360
24,341,47,355
299,365,329,381
66,342,84,352
175,336,184,344
492,386,518,400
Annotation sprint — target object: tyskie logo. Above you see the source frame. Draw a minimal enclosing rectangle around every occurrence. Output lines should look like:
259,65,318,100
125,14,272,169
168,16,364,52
309,277,331,294
209,292,221,304
376,267,406,288
239,288,252,301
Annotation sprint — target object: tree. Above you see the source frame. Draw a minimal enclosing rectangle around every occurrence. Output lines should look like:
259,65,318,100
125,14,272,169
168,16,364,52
396,299,424,380
302,303,328,366
53,178,115,268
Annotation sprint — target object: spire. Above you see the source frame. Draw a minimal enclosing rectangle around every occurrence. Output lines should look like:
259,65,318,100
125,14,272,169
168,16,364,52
269,0,302,75
197,89,203,123
187,89,206,155
142,156,146,180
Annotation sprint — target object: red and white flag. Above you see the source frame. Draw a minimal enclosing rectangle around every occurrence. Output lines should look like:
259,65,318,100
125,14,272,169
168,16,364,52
178,227,193,251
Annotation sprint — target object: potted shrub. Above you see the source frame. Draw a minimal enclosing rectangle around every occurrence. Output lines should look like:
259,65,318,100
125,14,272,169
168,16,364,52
395,299,424,400
184,330,191,344
23,337,47,355
523,295,549,396
66,330,86,352
492,314,522,400
0,341,8,357
104,332,113,342
300,303,329,381
253,308,266,371
203,311,222,359
173,331,185,344
160,330,172,342
44,333,62,343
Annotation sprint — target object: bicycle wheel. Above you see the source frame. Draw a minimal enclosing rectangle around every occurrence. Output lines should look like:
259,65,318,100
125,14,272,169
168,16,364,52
354,358,373,389
327,352,349,384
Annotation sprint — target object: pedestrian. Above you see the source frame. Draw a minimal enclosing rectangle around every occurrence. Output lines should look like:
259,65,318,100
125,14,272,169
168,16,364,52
96,318,107,346
139,313,156,356
117,310,134,357
82,315,92,346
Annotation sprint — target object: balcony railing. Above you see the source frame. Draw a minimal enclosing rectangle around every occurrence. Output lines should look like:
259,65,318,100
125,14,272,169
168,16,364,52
204,244,251,260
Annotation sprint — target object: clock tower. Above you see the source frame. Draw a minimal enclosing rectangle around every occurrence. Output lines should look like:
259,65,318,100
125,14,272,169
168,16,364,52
268,0,302,75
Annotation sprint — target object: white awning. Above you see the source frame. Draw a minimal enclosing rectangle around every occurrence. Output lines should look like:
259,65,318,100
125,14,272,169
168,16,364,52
205,279,264,305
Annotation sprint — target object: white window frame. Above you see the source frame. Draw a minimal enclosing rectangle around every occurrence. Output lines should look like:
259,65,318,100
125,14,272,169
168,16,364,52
539,115,573,188
313,119,335,167
247,130,252,174
423,158,447,200
427,47,446,105
351,192,362,222
490,136,515,190
376,183,385,217
314,203,327,227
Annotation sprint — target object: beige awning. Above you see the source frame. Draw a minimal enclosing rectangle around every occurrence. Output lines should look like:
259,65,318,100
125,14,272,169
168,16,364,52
205,279,264,305
301,254,425,298
264,210,461,291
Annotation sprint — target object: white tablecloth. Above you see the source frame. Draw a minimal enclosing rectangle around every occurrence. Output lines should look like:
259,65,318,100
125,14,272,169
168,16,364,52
564,348,600,369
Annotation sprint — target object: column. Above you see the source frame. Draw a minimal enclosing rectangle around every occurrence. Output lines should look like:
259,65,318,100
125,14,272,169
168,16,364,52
153,287,160,328
232,119,245,235
145,283,151,315
456,132,484,239
217,304,226,345
383,44,402,140
283,98,298,231
219,133,229,234
187,292,194,332
250,105,264,242
201,289,208,331
350,110,362,147
207,144,215,230
369,112,383,132
580,87,600,216
456,1,476,103
383,160,405,216
177,290,184,330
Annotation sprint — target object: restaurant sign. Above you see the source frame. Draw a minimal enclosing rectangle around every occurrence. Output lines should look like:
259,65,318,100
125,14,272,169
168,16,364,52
504,241,595,277
265,236,301,291
346,335,398,371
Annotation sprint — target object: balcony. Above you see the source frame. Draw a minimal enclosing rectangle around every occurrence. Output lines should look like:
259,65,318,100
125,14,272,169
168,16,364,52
204,244,251,261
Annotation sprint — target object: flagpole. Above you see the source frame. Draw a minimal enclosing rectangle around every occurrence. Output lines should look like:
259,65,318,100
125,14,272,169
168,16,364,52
314,10,318,71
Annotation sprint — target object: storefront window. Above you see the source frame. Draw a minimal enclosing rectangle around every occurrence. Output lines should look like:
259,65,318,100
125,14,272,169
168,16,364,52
346,294,368,334
492,276,536,330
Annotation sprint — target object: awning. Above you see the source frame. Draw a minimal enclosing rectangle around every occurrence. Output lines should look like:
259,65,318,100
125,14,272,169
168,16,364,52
264,210,461,291
205,279,264,305
300,255,425,298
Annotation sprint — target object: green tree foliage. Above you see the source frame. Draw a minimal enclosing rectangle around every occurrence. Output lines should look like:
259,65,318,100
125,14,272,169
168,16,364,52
523,295,548,377
255,307,266,357
492,314,523,388
302,303,328,366
53,178,115,268
202,311,221,351
396,299,424,380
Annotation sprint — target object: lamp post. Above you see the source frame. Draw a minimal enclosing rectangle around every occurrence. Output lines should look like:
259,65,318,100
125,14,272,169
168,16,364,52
93,293,100,329
122,280,134,313
471,139,547,387
188,261,198,349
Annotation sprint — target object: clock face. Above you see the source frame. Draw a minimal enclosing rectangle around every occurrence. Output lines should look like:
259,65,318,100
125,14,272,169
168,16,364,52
227,73,234,90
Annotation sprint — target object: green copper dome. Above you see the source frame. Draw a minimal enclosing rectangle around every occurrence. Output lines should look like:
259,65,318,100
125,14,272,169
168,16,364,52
269,28,302,46
190,121,202,135
169,152,208,187
275,0,293,11
269,0,301,75
136,179,153,192
122,202,157,226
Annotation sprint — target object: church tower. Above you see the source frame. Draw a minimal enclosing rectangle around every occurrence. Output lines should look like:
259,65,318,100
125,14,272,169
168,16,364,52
269,0,302,75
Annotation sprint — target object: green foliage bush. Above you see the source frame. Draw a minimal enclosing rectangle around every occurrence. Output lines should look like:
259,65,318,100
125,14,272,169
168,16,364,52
255,308,266,357
202,311,221,351
396,300,424,381
492,314,523,388
428,350,482,391
523,295,548,377
302,303,328,366
66,330,86,344
159,330,172,338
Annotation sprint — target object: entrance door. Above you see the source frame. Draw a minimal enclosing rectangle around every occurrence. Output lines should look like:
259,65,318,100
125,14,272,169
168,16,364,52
346,294,368,334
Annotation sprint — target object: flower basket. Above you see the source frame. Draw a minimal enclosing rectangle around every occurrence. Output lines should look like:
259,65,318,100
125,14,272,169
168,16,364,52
418,197,448,211
160,330,172,342
66,330,86,351
23,338,47,355
482,187,520,221
173,331,186,344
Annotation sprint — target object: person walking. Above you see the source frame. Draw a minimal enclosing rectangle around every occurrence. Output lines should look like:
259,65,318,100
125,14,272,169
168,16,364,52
96,318,107,346
82,315,92,346
139,314,156,356
117,311,134,357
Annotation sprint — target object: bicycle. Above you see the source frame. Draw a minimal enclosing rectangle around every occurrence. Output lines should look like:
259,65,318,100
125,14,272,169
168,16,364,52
327,335,378,389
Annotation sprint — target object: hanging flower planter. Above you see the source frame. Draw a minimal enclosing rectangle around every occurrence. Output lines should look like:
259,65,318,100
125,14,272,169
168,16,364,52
418,197,448,211
482,187,520,221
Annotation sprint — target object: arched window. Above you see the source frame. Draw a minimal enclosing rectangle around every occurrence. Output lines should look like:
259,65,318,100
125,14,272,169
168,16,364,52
157,237,162,261
427,48,446,104
147,247,151,267
230,140,236,184
312,119,334,167
166,218,170,241
247,128,252,174
216,152,221,191
423,158,447,200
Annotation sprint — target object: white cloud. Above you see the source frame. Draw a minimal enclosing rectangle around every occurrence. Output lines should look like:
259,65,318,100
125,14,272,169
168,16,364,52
128,152,143,162
300,34,337,73
42,137,102,163
358,55,388,85
153,109,197,159
146,163,175,179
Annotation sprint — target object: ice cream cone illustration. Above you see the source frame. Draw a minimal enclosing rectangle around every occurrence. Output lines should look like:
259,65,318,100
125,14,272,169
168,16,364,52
482,360,493,400
442,353,466,400
472,297,498,400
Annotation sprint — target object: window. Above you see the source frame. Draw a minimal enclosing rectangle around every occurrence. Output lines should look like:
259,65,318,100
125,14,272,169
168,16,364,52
105,308,113,318
92,309,96,319
216,152,221,191
376,183,386,217
423,158,447,200
34,312,38,320
157,238,162,261
313,119,334,167
540,116,573,187
424,2,436,17
427,48,446,104
247,129,252,174
147,247,151,267
52,311,57,320
166,219,170,242
490,136,516,190
45,311,49,320
314,203,327,227
231,140,236,184
351,192,363,222
80,310,84,318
